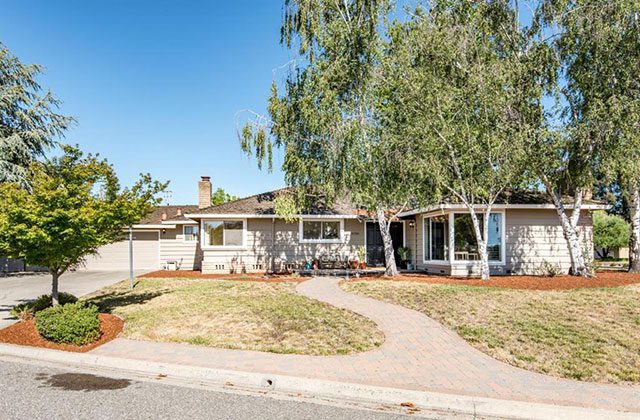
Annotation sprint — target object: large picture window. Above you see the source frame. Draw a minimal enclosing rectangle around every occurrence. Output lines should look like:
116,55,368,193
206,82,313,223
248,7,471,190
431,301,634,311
424,213,503,262
203,220,244,247
300,220,342,242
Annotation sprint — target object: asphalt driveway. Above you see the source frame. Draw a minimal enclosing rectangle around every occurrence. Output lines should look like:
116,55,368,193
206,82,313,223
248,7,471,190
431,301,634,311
0,270,147,328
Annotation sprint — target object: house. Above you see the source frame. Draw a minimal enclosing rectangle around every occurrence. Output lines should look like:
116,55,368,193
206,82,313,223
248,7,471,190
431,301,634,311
83,176,607,276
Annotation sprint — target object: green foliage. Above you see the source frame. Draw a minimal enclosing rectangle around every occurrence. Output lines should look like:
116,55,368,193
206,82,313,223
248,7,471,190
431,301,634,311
397,247,411,262
274,190,300,223
10,292,78,320
0,145,167,281
0,43,74,187
35,302,101,346
211,188,238,206
593,212,630,257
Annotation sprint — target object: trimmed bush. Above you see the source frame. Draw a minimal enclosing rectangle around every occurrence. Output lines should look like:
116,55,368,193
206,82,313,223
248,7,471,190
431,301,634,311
35,303,101,345
10,293,78,321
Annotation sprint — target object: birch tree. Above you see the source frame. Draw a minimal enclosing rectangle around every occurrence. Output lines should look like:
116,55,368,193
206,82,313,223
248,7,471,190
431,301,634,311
239,0,426,275
380,1,546,280
536,0,639,276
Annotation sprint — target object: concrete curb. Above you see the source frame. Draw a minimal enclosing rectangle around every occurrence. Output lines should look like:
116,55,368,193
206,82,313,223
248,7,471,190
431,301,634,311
0,343,635,420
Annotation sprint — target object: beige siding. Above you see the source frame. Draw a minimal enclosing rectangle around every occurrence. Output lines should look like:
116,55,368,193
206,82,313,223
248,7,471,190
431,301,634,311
201,218,365,273
83,231,160,270
505,209,592,275
159,226,202,270
412,209,593,276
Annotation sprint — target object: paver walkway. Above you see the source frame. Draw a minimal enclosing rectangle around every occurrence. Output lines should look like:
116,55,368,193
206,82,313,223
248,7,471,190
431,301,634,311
92,277,640,413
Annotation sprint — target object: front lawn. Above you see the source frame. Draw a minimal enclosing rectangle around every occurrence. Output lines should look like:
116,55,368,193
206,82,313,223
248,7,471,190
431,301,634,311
86,278,383,355
343,279,640,384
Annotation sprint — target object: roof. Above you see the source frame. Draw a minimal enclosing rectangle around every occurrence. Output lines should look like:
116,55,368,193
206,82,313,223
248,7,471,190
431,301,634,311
139,205,199,225
188,188,363,217
398,191,607,217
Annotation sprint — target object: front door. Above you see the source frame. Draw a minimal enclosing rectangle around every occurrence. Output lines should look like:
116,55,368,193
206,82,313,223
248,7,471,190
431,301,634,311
366,222,404,267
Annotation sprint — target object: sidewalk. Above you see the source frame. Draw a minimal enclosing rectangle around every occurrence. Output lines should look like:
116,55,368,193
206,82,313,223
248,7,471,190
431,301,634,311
91,277,640,414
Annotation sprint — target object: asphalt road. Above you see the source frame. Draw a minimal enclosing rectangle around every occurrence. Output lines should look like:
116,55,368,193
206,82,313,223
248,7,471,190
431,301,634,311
0,360,414,420
0,270,144,328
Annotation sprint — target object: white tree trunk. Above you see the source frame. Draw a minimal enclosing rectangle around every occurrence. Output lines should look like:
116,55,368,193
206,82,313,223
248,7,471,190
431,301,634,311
377,208,399,277
628,185,640,273
51,272,60,306
468,207,490,280
549,190,591,277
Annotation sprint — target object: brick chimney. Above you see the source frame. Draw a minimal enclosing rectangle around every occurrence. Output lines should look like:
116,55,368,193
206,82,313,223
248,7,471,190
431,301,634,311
161,210,167,221
198,176,212,209
176,208,182,216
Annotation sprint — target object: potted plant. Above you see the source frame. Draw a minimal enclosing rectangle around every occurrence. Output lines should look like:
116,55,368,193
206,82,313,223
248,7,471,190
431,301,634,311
357,246,367,269
348,258,359,269
397,247,411,270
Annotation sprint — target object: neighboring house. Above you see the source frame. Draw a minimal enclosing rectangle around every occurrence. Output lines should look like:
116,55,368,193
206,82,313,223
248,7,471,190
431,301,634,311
85,176,607,276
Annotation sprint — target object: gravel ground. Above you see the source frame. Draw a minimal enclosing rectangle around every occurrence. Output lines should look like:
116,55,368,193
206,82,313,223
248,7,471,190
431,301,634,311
0,360,414,420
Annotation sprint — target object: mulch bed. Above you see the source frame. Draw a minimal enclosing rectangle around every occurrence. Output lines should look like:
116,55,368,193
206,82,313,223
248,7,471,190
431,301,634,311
0,314,123,353
347,271,640,290
139,270,305,283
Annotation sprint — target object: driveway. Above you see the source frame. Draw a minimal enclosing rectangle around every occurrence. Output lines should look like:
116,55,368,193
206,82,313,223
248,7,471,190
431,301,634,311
0,270,146,328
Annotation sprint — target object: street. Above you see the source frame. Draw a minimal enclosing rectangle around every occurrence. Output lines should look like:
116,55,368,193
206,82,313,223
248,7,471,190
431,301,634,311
0,360,415,420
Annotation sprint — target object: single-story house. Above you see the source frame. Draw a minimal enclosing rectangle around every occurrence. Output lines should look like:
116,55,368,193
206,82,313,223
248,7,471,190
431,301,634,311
84,176,607,276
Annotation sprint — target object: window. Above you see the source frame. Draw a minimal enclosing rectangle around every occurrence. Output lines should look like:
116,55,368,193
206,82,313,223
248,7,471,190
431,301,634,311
203,220,244,247
430,216,449,260
183,225,198,242
300,220,342,242
453,213,502,262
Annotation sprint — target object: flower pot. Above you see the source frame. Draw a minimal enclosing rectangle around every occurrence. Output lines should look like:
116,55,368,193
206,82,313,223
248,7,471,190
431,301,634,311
359,262,367,269
349,260,359,270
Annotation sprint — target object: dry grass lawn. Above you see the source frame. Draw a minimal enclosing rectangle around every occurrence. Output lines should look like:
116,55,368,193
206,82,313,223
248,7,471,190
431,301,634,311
86,278,383,355
343,280,640,384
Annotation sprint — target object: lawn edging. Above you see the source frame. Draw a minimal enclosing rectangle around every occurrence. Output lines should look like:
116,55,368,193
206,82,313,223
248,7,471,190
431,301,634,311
0,343,635,420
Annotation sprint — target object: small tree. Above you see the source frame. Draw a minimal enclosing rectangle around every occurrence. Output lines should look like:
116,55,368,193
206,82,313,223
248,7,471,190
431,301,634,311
0,43,73,187
0,146,167,305
593,212,630,259
211,188,238,206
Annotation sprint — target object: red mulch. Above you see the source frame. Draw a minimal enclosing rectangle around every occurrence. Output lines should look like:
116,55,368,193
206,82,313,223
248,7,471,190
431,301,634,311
347,271,640,290
139,270,305,283
0,314,123,353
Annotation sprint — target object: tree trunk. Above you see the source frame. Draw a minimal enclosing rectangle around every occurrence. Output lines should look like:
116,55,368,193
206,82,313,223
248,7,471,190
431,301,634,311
549,190,591,277
51,272,60,306
628,185,640,272
468,207,490,281
377,208,399,277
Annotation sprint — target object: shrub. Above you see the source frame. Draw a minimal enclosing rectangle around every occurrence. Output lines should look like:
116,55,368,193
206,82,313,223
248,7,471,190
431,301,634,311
35,303,101,345
537,261,564,277
10,293,78,321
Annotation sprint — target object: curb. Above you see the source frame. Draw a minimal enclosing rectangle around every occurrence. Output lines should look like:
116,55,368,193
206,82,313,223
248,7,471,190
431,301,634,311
0,343,635,420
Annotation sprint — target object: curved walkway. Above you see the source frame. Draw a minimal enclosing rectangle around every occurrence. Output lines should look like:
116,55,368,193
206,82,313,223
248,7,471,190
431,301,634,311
92,277,640,412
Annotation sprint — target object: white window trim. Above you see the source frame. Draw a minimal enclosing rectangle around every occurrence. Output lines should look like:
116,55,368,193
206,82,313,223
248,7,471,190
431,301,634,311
422,215,450,264
182,225,199,243
422,210,506,265
299,219,344,244
201,219,247,250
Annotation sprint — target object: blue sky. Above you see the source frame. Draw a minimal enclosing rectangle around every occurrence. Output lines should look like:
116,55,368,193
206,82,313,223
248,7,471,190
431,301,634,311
0,1,290,204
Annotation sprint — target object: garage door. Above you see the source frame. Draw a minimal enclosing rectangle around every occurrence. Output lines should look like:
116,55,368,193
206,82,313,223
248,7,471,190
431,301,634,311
83,231,160,271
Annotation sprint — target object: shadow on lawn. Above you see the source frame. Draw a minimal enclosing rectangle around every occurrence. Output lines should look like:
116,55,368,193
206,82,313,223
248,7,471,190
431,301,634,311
88,290,165,314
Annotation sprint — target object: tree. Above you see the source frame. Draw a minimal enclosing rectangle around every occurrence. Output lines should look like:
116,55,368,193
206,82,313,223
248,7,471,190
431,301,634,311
535,0,638,276
0,43,73,187
0,146,167,305
593,212,630,258
239,0,423,276
379,1,545,280
212,187,238,206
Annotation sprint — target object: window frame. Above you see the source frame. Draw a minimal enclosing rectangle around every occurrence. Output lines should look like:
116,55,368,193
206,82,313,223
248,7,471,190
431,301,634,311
182,224,199,243
422,215,449,263
422,210,506,265
299,219,344,244
201,219,247,250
